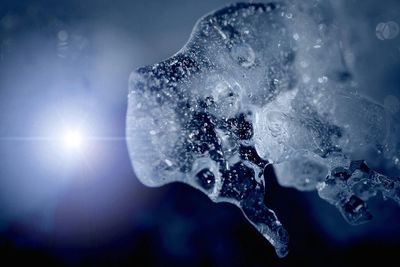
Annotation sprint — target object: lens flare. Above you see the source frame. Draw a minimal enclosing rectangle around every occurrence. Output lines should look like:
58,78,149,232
63,129,84,151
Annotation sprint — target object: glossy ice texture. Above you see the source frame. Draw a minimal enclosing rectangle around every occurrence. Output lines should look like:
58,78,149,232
126,2,400,257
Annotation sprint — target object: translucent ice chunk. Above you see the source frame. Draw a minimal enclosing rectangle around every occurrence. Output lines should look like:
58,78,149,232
126,2,400,257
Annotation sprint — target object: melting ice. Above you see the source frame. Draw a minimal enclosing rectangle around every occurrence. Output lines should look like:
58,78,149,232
126,2,400,257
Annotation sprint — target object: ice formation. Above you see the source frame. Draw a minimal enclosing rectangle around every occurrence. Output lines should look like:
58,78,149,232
126,2,400,257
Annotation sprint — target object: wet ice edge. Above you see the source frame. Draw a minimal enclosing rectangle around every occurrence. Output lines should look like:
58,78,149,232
126,2,400,257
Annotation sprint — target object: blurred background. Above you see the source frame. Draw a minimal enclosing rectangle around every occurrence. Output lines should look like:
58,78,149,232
0,0,399,266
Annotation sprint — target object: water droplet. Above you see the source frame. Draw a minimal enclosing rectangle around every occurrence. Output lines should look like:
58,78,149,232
1,15,18,30
57,30,69,41
376,21,399,40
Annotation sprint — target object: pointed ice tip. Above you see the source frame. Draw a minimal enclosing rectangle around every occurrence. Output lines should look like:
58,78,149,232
276,246,289,258
274,225,289,257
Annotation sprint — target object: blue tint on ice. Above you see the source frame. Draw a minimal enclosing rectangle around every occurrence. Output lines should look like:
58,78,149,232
126,2,400,257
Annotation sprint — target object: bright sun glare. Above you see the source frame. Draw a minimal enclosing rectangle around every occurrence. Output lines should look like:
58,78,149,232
63,129,84,150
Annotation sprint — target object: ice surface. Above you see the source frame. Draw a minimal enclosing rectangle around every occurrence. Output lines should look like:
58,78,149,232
126,2,400,257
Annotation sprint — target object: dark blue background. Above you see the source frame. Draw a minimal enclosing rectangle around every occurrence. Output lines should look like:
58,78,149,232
0,0,399,266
